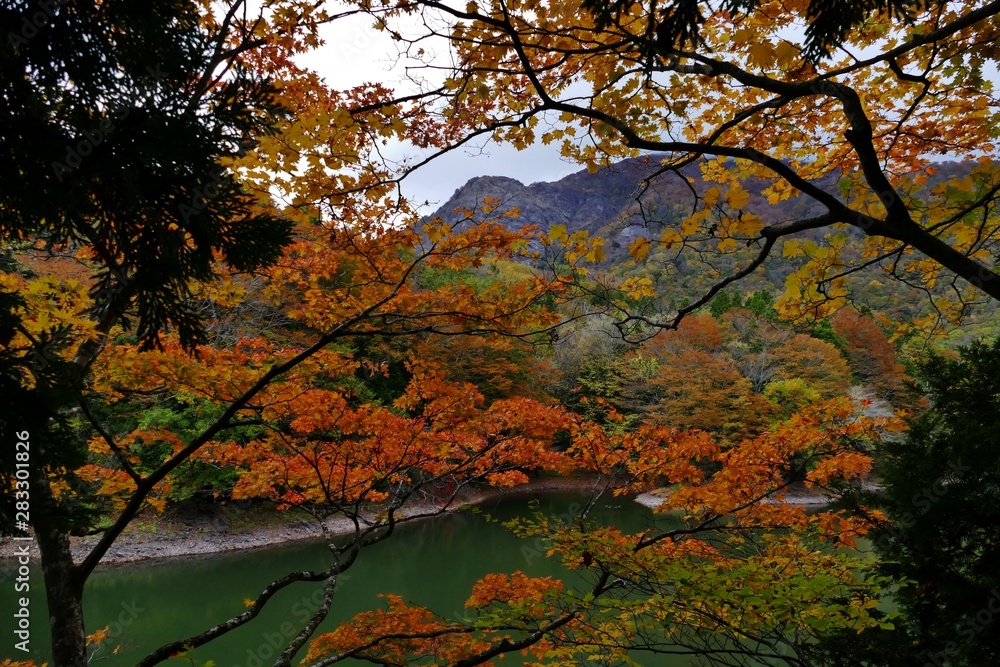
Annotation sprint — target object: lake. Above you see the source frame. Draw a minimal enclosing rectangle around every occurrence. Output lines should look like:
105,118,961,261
4,492,699,666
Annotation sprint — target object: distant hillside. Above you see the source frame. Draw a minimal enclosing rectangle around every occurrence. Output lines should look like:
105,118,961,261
430,155,831,252
429,155,978,254
429,158,673,242
429,157,998,328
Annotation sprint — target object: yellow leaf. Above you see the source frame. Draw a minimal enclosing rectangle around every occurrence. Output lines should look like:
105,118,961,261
620,276,655,300
726,186,750,209
660,228,683,249
775,41,798,66
423,224,444,243
549,224,569,244
586,245,606,263
782,240,804,258
629,236,652,261
147,497,166,513
748,42,776,68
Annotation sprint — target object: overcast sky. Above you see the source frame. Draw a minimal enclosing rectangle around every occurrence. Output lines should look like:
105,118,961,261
293,7,1000,209
294,11,582,209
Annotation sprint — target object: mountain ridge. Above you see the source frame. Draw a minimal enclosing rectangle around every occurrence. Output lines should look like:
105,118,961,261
428,156,976,255
426,157,995,325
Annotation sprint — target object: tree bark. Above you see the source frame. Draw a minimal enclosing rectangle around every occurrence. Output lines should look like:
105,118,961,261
29,468,87,667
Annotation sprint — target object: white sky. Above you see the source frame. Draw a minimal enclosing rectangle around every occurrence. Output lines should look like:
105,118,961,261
293,5,1000,209
294,11,579,209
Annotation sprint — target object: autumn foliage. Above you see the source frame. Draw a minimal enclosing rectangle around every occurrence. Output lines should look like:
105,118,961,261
3,202,904,665
299,398,899,666
831,308,913,406
6,0,998,664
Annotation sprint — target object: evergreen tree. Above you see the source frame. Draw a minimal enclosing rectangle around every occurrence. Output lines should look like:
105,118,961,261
1,0,292,351
808,339,1000,666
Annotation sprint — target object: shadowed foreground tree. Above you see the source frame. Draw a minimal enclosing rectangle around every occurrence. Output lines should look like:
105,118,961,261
0,0,294,350
0,0,308,662
800,339,1000,666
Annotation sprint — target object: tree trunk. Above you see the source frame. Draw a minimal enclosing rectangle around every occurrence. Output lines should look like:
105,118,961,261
30,469,87,667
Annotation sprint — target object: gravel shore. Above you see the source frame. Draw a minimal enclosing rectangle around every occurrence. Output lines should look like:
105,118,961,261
634,483,836,509
0,477,605,567
1,477,841,568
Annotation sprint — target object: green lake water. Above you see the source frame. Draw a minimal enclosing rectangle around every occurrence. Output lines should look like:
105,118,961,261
3,493,699,667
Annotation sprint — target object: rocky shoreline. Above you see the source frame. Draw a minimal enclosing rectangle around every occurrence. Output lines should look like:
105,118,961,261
633,483,837,509
0,477,836,568
0,476,607,568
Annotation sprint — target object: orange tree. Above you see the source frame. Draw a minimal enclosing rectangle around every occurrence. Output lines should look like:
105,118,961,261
75,238,901,667
3,167,578,666
6,196,903,667
261,0,997,662
293,399,898,667
79,215,573,667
